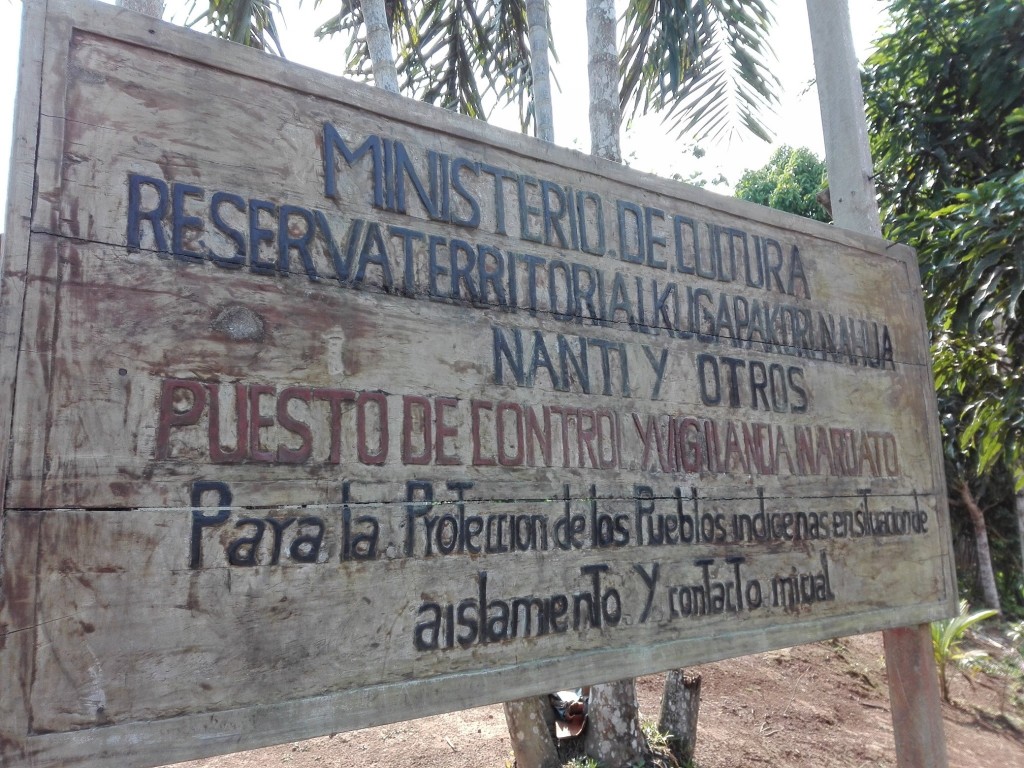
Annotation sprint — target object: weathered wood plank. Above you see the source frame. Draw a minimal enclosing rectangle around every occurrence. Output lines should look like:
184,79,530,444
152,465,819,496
0,3,53,762
18,501,949,744
0,1,47,512
5,235,937,510
0,2,956,768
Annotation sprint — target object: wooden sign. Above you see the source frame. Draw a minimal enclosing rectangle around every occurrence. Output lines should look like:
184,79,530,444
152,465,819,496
0,2,956,767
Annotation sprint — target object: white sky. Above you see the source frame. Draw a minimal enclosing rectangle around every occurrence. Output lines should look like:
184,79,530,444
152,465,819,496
0,0,888,214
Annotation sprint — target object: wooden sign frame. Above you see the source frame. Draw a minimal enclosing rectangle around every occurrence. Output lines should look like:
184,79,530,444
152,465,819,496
0,2,956,767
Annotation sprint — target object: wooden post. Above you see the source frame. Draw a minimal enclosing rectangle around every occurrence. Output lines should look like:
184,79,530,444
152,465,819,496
805,2,949,766
884,625,950,767
805,0,881,237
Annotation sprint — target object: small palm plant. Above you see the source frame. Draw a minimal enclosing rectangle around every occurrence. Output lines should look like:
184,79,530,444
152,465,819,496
931,599,998,702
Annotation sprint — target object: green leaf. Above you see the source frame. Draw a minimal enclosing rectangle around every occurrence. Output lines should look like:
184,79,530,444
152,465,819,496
619,0,780,143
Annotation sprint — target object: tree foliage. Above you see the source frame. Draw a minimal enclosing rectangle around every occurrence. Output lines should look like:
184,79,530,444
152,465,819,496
928,173,1024,476
863,0,1024,608
865,1,1024,218
865,0,1024,479
734,145,829,222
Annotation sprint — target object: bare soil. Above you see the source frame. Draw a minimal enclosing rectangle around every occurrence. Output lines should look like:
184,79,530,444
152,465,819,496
170,633,1024,768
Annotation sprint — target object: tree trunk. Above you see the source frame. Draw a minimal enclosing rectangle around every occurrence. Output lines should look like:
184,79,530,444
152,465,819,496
362,0,400,94
504,697,560,768
585,0,620,161
525,0,554,142
659,670,702,765
959,480,1001,613
583,678,650,766
1016,489,1024,584
581,8,651,764
117,0,164,17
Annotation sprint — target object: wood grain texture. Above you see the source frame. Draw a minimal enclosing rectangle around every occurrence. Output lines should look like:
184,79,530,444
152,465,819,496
0,2,957,767
884,624,950,768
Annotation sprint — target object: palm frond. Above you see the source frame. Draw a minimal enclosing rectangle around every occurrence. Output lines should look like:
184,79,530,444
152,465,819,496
314,0,536,129
620,0,779,143
186,0,286,56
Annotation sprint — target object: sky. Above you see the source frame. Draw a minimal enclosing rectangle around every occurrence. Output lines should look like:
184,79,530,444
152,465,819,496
0,0,888,214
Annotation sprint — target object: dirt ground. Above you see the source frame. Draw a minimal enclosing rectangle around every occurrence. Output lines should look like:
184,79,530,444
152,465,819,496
170,633,1024,768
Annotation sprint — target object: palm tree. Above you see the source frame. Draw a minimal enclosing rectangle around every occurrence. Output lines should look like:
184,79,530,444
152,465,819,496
525,0,554,141
312,1,538,132
579,3,777,762
587,0,622,160
362,0,401,92
185,1,778,146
